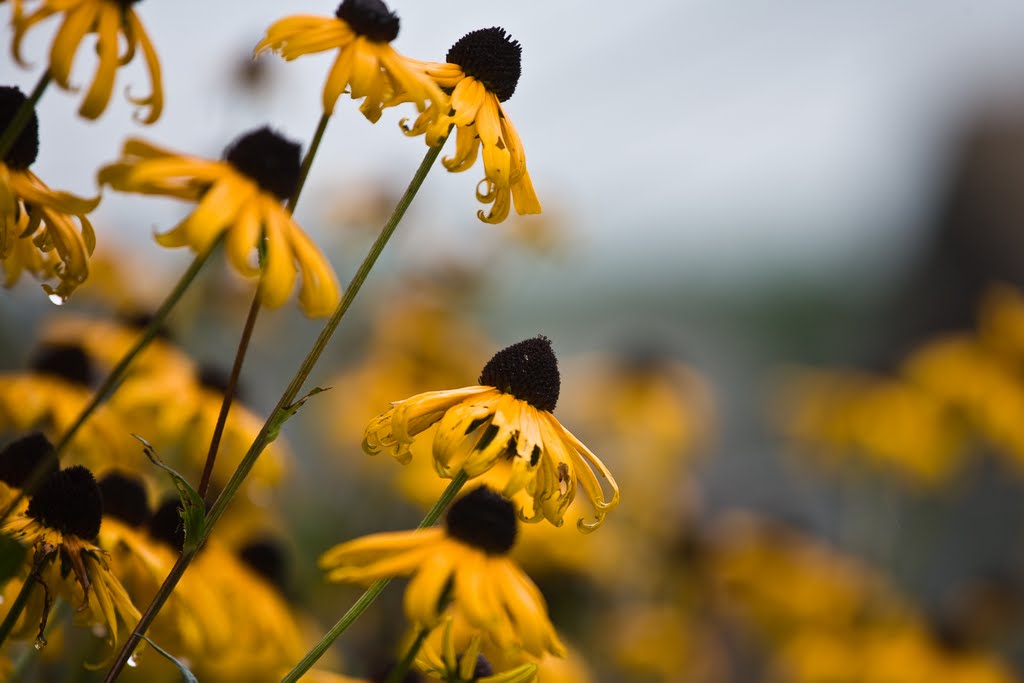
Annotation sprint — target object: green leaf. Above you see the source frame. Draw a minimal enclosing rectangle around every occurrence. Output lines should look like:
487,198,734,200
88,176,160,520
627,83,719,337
266,386,330,442
0,536,26,589
143,636,199,683
134,435,206,553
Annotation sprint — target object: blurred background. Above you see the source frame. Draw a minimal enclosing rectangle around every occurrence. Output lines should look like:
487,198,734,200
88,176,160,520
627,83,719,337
6,1,1024,681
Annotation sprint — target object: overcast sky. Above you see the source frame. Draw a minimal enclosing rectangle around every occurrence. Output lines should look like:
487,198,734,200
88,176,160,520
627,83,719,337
6,0,1024,287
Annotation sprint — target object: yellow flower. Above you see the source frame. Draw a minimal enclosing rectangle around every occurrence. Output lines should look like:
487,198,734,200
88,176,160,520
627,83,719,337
403,28,541,224
1,87,98,301
416,616,538,683
255,0,444,121
776,367,967,486
13,0,163,123
0,465,140,658
98,128,341,317
320,486,565,658
0,343,138,469
364,336,619,531
97,475,235,660
39,314,199,441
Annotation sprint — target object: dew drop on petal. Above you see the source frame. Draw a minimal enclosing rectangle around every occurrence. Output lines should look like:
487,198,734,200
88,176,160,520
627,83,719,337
34,636,47,650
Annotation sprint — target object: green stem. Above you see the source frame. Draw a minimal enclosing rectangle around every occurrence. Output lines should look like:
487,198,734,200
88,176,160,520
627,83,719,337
0,238,222,526
102,136,449,683
0,72,50,162
287,112,330,212
196,110,330,500
196,285,261,500
280,471,469,683
385,627,431,683
0,574,35,648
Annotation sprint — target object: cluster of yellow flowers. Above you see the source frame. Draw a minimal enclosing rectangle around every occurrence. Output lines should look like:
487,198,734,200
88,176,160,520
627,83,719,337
0,1,620,681
778,285,1024,488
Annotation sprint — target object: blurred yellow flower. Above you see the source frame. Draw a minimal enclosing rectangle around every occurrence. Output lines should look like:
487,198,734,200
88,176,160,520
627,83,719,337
0,343,137,469
13,0,163,122
403,28,541,224
776,367,966,486
99,129,341,317
255,0,444,121
416,616,538,683
363,336,619,531
320,486,564,658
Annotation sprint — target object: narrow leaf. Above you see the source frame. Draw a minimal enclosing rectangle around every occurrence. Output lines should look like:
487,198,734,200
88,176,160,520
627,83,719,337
143,636,199,683
266,386,330,442
134,435,206,553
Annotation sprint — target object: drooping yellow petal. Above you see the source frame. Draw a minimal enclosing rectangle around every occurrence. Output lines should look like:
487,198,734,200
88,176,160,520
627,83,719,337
78,4,121,120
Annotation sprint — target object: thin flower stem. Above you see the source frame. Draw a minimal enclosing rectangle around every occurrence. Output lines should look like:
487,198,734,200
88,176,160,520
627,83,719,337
280,471,470,683
103,136,450,683
288,112,331,211
197,111,329,499
0,574,35,647
196,285,261,500
385,627,431,683
0,71,50,162
0,238,223,525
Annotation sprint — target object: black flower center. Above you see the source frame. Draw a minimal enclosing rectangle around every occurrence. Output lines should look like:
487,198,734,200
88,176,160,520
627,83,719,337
112,0,143,7
0,432,57,489
445,486,517,555
479,336,560,412
456,654,493,681
98,472,151,528
120,310,173,341
29,343,95,388
369,661,424,683
26,466,103,541
335,0,399,43
238,537,288,593
198,364,244,401
223,126,301,201
148,498,185,552
0,86,40,170
446,28,522,103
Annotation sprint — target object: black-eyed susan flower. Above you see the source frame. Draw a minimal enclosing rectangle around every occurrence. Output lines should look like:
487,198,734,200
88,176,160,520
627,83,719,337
255,0,445,122
403,28,541,224
12,0,163,123
0,465,141,655
363,336,619,531
98,127,341,317
0,86,97,301
321,486,565,659
97,474,229,659
40,314,200,441
416,616,538,683
0,343,137,469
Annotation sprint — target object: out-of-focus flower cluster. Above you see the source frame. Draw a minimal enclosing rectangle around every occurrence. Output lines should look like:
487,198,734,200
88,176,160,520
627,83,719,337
777,284,1024,488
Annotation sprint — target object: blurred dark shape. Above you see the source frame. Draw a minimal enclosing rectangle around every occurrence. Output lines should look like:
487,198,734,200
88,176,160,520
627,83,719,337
878,109,1024,368
939,571,1024,649
119,309,174,341
198,363,246,402
232,50,276,96
238,536,289,595
29,343,96,387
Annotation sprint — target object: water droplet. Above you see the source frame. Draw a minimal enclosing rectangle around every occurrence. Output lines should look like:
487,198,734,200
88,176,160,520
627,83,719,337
34,636,47,650
47,293,65,306
127,654,139,668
